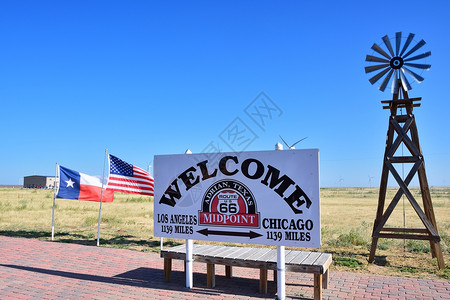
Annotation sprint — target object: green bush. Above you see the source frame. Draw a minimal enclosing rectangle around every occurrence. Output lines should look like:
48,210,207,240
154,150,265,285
329,229,368,247
83,216,97,226
407,240,430,253
399,266,419,273
440,267,450,279
377,240,390,250
102,216,122,225
334,257,362,268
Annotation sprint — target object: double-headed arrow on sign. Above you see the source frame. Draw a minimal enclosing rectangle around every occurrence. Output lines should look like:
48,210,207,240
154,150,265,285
197,228,262,239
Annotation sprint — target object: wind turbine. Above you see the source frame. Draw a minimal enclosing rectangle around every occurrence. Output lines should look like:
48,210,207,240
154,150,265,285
279,136,307,150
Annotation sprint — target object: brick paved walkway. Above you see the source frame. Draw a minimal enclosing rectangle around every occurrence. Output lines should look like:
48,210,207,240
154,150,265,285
0,236,448,299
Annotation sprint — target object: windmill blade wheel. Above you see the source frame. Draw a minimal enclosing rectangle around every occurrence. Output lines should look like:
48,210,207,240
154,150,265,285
364,32,431,93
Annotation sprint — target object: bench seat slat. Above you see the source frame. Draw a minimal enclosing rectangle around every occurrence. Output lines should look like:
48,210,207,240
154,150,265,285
313,253,332,266
302,252,322,265
257,249,277,263
200,250,258,267
208,245,234,257
217,247,255,263
288,251,311,265
266,252,279,263
244,248,272,261
232,247,258,259
312,253,333,271
193,244,211,254
285,250,301,264
161,247,186,260
201,245,229,257
286,252,328,274
220,246,246,258
166,244,185,253
234,249,276,269
204,246,240,259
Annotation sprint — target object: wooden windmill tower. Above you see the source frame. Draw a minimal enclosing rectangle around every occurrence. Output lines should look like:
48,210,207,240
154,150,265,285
364,32,445,269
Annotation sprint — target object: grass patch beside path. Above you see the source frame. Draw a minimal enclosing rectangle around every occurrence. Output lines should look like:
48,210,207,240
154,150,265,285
0,187,449,280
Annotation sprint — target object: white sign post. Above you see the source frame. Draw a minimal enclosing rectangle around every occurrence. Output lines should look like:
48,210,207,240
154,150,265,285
275,142,285,300
186,238,193,288
184,149,193,288
277,245,285,299
154,149,320,289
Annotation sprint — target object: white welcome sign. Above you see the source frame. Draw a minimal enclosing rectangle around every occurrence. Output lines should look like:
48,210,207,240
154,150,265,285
153,149,320,247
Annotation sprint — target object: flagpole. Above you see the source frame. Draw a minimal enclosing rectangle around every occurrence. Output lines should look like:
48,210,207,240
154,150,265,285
51,163,59,241
150,162,164,251
97,149,108,247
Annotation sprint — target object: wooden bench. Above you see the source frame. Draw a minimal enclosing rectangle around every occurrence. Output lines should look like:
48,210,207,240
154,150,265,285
161,244,332,300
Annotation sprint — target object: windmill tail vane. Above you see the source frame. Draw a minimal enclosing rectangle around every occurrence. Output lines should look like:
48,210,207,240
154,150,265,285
365,32,431,94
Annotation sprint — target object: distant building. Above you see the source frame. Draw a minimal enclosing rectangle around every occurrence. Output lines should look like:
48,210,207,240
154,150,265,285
23,175,57,189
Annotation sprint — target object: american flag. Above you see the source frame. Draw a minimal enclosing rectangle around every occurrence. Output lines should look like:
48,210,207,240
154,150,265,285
107,154,154,196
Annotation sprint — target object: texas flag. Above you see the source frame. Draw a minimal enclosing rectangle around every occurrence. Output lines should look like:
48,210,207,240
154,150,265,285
56,165,114,202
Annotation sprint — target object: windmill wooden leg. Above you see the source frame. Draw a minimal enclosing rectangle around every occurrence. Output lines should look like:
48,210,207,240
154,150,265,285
430,243,437,259
369,237,378,263
419,172,445,268
432,242,445,269
370,154,390,263
417,168,444,268
411,122,445,268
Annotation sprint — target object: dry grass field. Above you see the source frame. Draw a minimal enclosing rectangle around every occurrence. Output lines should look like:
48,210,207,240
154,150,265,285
0,187,448,280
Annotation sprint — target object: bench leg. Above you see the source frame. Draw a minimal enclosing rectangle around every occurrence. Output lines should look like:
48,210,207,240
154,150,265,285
259,268,268,294
225,265,232,278
323,269,329,289
207,263,215,288
314,273,323,300
164,258,172,282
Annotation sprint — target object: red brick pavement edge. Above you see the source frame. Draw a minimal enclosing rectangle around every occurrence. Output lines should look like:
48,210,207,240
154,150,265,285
0,236,448,299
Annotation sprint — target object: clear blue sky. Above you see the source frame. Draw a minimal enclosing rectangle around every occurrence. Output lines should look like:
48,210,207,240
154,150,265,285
1,1,449,186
